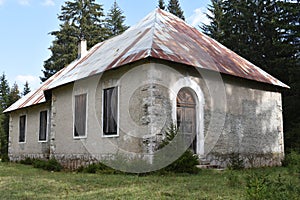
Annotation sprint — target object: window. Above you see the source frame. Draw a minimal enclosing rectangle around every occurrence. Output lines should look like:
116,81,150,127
103,87,118,136
39,110,48,141
74,93,87,138
19,115,26,143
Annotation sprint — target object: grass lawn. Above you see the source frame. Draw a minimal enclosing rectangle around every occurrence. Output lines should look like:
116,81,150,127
0,162,299,200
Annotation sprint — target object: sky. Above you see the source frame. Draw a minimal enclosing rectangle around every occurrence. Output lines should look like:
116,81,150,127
0,0,210,91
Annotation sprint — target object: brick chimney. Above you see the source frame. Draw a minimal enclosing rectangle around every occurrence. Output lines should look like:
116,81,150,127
78,40,87,59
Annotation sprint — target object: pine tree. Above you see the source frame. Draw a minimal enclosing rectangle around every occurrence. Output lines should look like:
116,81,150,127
59,0,106,44
41,22,78,82
0,73,10,109
201,0,224,40
8,83,20,106
41,0,107,81
0,106,5,160
22,81,31,96
167,0,185,20
0,73,11,160
105,0,128,37
158,0,165,10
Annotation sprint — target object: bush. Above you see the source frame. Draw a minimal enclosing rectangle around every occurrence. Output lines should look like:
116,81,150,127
44,158,62,171
0,154,9,162
82,163,98,173
161,149,200,174
282,150,300,176
33,159,47,169
227,153,244,170
77,162,118,174
157,123,200,174
20,157,35,165
245,173,269,200
30,158,62,172
245,173,300,200
282,150,300,167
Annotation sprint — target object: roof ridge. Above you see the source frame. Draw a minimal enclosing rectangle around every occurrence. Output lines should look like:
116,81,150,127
5,8,289,113
148,8,159,57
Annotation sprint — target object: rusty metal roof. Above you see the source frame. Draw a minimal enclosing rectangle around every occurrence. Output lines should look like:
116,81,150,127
4,8,288,113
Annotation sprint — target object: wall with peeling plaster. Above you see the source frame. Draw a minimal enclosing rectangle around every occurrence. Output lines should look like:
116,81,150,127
8,61,284,169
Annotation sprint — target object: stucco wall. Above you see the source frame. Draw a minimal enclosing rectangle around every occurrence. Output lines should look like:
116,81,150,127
205,78,284,167
8,103,51,161
50,62,158,168
8,60,284,169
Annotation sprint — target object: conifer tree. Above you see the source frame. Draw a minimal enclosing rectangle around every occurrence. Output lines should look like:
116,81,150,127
0,105,5,160
22,81,31,96
8,83,20,106
0,73,10,109
0,83,20,161
41,22,78,82
167,0,185,20
0,73,10,160
41,0,107,81
105,0,128,37
0,74,20,161
158,0,165,10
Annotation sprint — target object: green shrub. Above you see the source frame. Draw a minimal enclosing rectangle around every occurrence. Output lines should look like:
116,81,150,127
77,162,119,174
0,154,9,162
32,158,62,172
157,123,179,149
45,158,62,172
161,149,200,174
157,123,200,174
83,163,98,173
282,150,300,167
33,159,47,169
20,157,35,165
245,173,300,200
245,173,269,200
282,150,300,175
227,153,244,170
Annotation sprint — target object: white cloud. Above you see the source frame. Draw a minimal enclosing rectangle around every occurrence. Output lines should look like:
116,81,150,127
42,0,55,6
187,7,211,28
0,0,5,6
18,0,30,6
15,75,41,90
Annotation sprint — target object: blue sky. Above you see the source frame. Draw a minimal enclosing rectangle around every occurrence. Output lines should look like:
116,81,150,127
0,0,210,90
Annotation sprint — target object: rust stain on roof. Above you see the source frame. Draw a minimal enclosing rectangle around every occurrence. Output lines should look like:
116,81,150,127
4,8,288,113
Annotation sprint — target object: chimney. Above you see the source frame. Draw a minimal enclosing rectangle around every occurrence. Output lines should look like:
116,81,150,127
78,40,87,59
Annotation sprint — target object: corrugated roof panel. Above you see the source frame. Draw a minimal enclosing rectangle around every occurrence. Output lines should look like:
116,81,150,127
5,8,288,113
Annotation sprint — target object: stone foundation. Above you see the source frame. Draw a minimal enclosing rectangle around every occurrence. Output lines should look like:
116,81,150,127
9,153,50,162
206,152,284,168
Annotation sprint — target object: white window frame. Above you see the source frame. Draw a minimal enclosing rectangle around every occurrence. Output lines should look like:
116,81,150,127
102,86,119,138
73,93,88,139
18,114,27,144
38,109,49,143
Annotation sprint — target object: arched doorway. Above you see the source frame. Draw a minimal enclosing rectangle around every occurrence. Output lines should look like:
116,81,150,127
176,88,197,153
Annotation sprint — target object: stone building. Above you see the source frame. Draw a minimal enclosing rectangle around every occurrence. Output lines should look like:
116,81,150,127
4,9,288,171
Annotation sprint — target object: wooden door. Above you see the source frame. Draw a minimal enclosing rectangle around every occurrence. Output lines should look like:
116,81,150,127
177,88,197,153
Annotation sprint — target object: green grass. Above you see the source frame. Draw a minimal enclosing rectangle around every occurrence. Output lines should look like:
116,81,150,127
0,162,299,200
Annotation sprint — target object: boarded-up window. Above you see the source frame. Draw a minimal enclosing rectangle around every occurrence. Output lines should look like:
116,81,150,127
39,110,48,141
74,94,87,137
19,115,26,142
103,87,118,136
